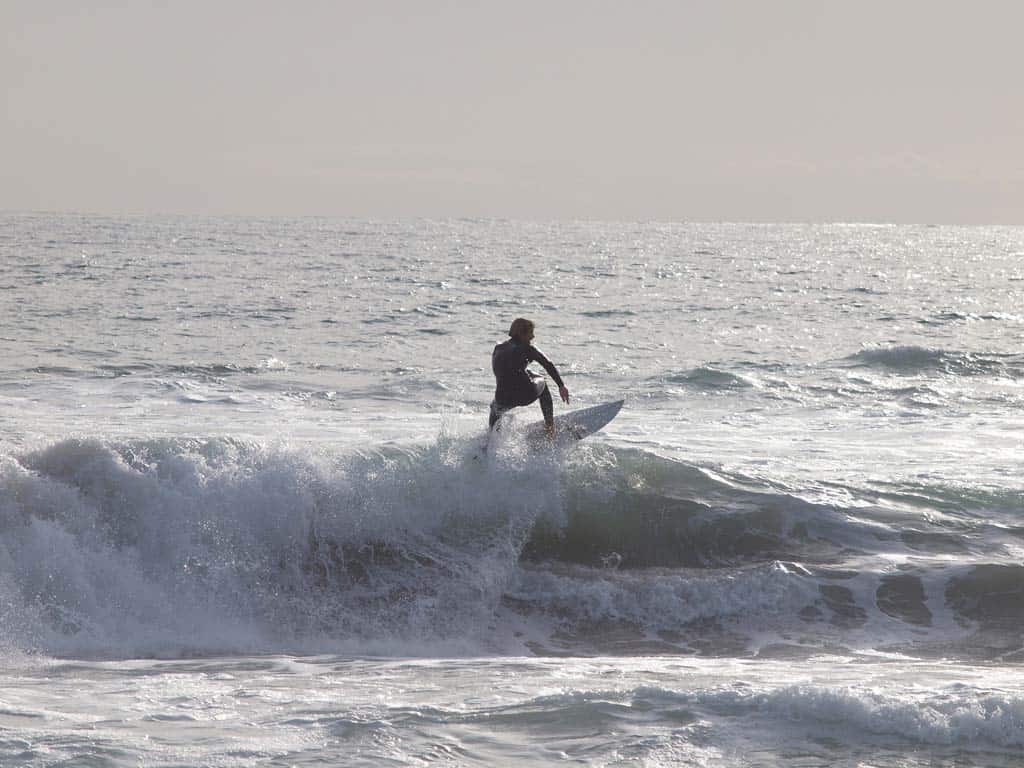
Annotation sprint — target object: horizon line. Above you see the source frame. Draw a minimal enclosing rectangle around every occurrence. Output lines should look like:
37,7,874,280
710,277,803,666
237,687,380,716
3,209,1022,228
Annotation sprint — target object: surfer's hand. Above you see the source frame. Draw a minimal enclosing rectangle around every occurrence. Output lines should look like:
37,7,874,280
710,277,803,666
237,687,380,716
559,386,570,404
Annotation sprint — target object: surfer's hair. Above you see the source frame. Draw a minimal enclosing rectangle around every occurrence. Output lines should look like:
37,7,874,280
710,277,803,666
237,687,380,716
508,318,534,338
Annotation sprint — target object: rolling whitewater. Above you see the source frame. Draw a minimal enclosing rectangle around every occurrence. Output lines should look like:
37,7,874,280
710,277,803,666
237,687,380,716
1,214,1024,766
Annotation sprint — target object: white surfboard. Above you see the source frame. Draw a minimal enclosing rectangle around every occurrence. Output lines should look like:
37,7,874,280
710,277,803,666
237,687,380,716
524,399,624,445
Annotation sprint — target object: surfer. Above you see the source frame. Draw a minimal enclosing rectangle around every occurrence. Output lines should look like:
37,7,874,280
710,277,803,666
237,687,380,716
490,318,570,438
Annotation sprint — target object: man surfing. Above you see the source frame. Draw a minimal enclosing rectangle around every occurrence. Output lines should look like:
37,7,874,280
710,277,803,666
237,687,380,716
490,318,570,438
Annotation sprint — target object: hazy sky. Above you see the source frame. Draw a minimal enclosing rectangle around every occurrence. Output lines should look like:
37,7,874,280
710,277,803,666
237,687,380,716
3,1,1022,222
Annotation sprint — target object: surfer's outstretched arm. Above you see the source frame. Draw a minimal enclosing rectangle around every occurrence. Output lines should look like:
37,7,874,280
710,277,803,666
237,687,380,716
528,346,570,403
526,346,563,388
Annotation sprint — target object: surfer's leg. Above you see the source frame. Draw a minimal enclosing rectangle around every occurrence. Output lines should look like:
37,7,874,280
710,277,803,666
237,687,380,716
489,401,502,430
538,383,554,426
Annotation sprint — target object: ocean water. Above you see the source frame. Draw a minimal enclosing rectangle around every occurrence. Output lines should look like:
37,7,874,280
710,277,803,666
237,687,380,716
1,213,1023,766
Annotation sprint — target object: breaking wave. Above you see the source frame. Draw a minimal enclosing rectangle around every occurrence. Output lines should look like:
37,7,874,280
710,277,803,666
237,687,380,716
0,435,1021,658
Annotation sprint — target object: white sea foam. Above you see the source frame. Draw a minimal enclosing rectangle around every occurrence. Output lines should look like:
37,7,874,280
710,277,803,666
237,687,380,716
696,683,1024,748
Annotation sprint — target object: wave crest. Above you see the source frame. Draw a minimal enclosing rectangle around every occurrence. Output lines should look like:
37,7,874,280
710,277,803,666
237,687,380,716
847,346,1021,377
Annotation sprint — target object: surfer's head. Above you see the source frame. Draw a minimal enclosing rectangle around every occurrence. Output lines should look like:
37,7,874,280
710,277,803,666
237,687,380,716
508,317,535,343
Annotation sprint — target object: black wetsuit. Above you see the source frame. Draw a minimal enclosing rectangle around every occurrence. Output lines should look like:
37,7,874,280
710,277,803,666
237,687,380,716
489,339,565,428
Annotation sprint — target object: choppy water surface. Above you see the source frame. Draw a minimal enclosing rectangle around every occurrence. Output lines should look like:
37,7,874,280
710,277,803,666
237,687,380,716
1,214,1023,766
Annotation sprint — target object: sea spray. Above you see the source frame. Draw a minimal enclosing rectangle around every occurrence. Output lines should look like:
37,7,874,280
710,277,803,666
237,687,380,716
0,433,566,656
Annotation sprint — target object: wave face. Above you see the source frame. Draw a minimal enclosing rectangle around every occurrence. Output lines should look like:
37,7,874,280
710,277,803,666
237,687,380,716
660,366,757,391
2,435,1022,659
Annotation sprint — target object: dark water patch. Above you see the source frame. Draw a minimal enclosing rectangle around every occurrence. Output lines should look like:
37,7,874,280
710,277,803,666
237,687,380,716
192,309,236,319
848,286,886,295
733,360,787,373
523,495,710,568
524,451,857,569
901,529,970,554
947,565,1024,628
465,276,514,286
818,584,868,629
944,564,1024,659
579,309,637,318
464,298,506,307
813,568,860,581
29,365,81,376
928,311,1024,325
166,363,259,377
931,311,970,323
876,573,932,626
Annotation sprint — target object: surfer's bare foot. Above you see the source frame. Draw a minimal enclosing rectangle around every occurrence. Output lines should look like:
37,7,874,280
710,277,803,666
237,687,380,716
545,423,556,440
